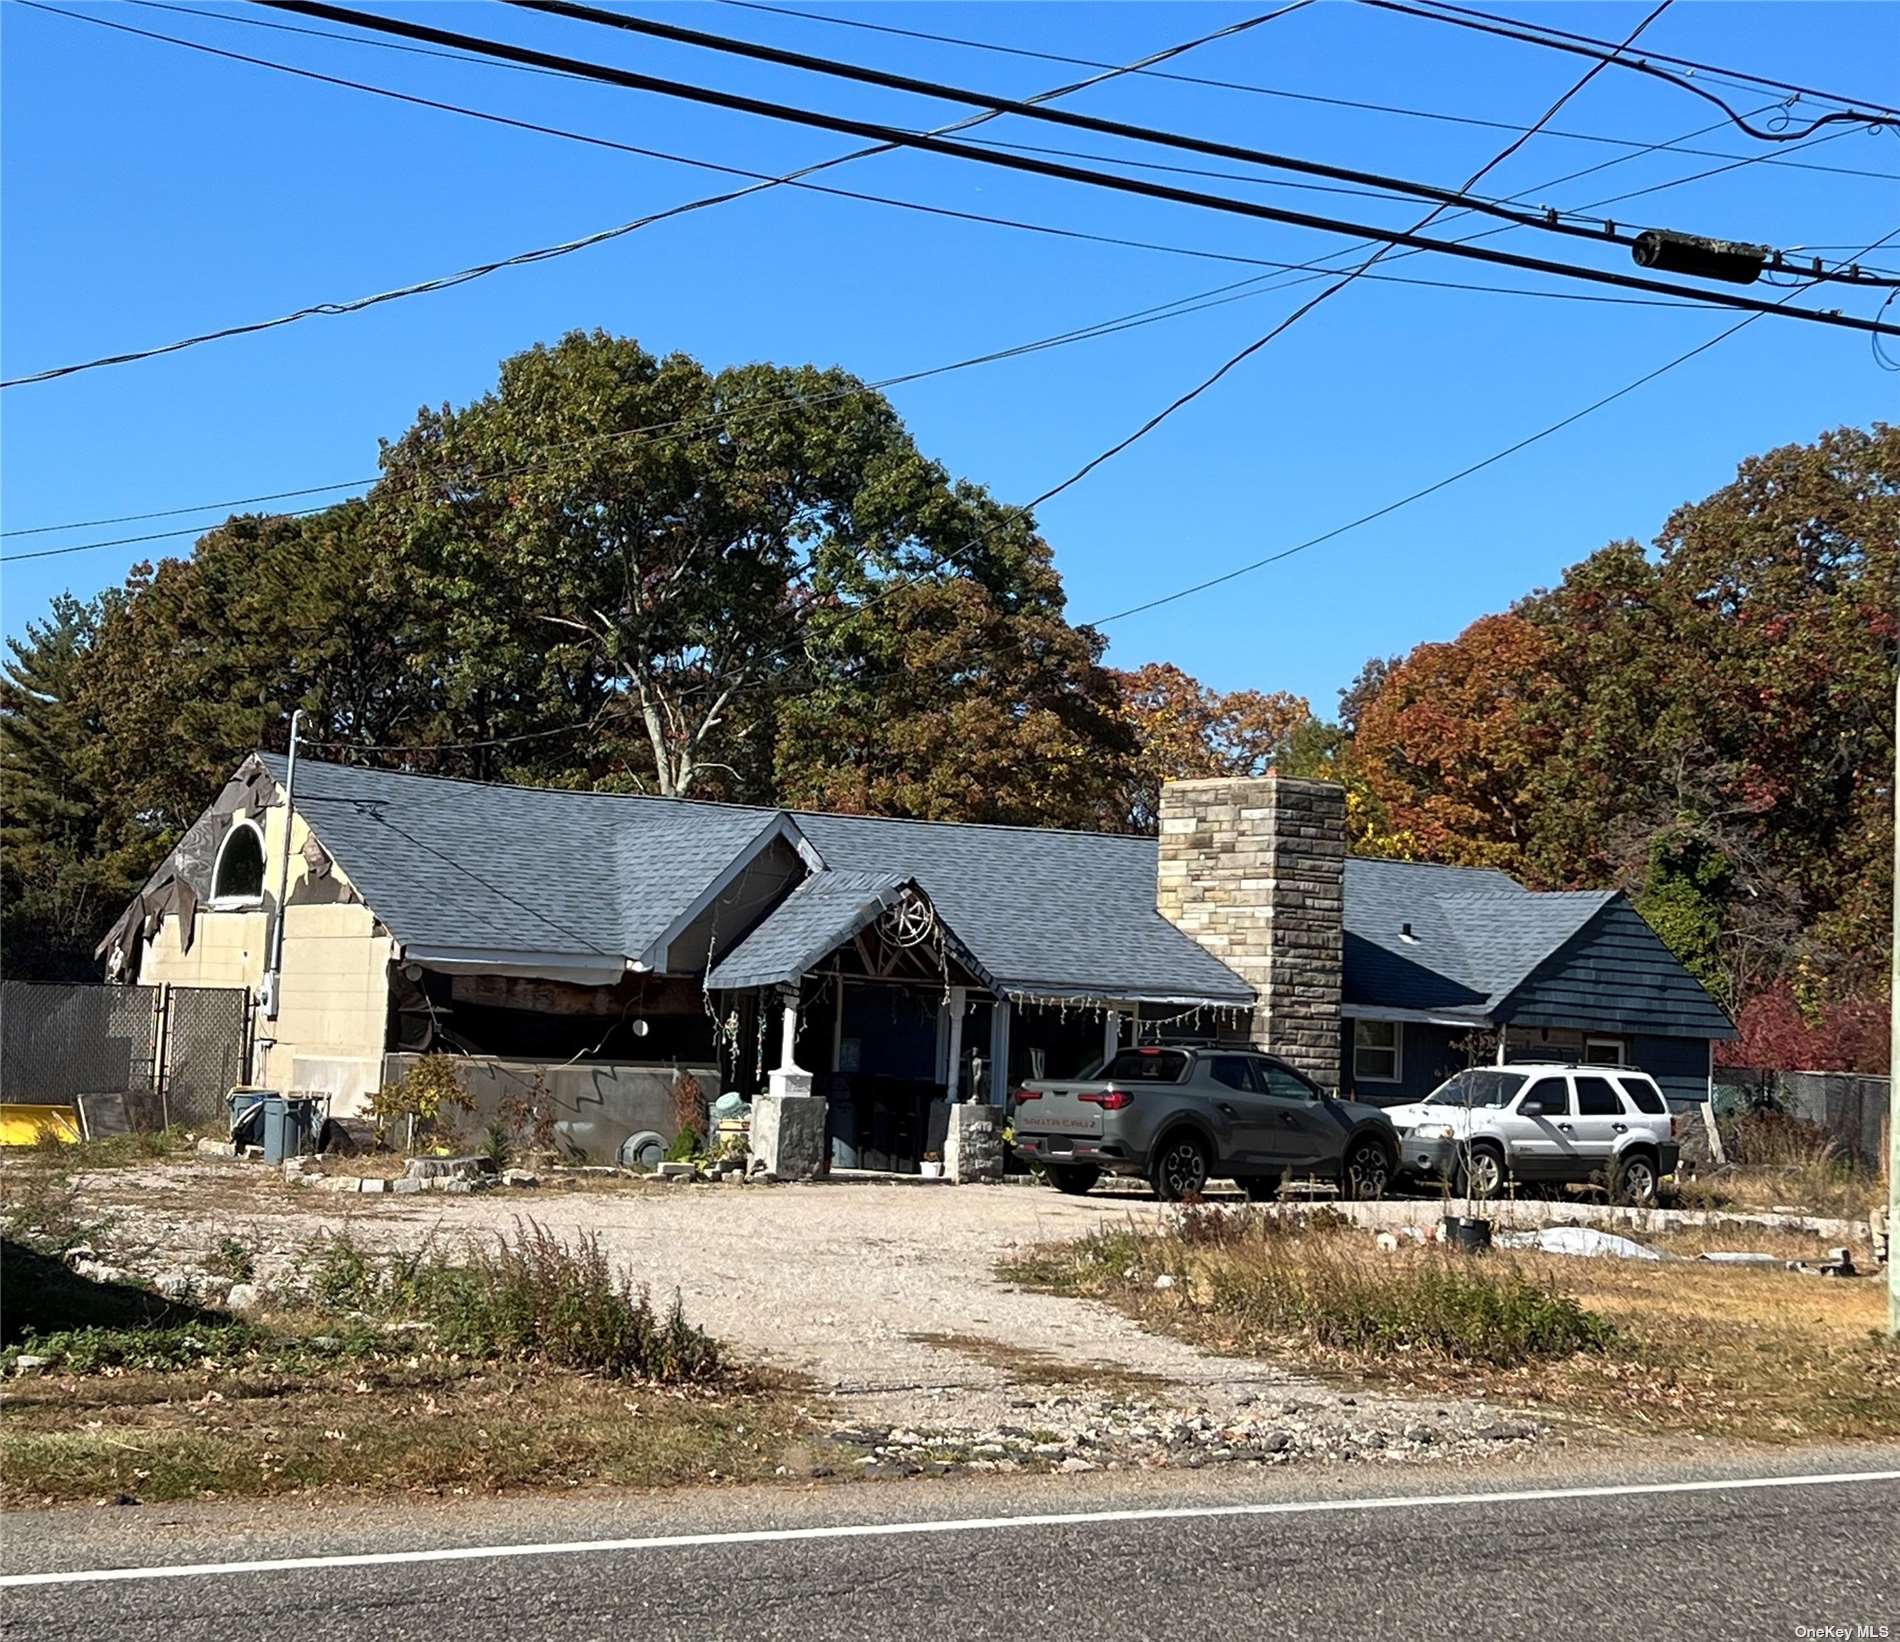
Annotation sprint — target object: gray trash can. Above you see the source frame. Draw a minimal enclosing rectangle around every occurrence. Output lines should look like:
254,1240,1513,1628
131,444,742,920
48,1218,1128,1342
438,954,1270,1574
261,1095,322,1163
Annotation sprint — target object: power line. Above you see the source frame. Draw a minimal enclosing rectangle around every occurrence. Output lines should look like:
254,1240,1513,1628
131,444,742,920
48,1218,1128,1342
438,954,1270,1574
1387,0,1900,120
1009,0,1672,522
6,0,1311,388
249,2,1900,335
2,47,1865,538
16,0,1842,395
304,232,1900,765
0,248,1714,559
504,0,1894,281
714,0,1897,183
1354,0,1899,142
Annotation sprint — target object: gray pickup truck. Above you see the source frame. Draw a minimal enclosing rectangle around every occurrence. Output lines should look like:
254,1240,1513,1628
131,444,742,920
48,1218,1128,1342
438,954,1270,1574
1012,1045,1400,1201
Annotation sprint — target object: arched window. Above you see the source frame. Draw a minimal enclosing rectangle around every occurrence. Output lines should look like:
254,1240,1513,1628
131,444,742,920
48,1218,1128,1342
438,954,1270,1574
210,820,266,904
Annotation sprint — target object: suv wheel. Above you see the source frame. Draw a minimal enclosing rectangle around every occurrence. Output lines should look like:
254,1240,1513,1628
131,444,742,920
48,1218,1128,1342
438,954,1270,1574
1341,1137,1392,1201
1454,1143,1506,1200
1045,1163,1101,1196
1612,1152,1659,1206
1151,1135,1210,1202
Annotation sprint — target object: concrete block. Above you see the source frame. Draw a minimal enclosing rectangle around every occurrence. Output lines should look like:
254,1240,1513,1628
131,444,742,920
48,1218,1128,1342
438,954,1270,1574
946,1104,1004,1184
751,1091,829,1182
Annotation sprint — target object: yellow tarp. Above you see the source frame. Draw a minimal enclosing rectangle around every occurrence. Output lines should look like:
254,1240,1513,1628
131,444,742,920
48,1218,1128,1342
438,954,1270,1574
0,1104,81,1146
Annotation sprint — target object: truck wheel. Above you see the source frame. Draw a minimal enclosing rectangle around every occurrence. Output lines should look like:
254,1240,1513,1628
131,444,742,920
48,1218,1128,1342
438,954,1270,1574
1612,1151,1659,1206
1045,1164,1101,1196
1341,1137,1393,1201
1151,1135,1210,1202
1453,1144,1506,1200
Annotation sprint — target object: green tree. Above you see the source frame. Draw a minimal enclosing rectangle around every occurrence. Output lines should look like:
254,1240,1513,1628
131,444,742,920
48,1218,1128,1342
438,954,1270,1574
0,596,147,977
372,331,1082,800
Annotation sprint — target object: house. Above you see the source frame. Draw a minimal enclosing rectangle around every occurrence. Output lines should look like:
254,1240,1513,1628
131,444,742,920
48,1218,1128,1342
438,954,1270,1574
98,757,1732,1166
1338,857,1736,1109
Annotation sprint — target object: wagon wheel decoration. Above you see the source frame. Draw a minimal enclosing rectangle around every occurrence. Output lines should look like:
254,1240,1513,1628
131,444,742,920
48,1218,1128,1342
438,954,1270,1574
879,890,938,949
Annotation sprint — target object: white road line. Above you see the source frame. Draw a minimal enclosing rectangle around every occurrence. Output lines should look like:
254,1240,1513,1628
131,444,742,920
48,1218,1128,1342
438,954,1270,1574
5,1469,1896,1588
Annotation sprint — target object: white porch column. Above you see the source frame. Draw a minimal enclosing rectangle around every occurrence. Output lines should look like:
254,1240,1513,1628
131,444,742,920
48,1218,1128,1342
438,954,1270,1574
987,1001,1011,1105
943,985,968,1100
766,983,814,1102
778,987,801,1071
1103,1007,1122,1067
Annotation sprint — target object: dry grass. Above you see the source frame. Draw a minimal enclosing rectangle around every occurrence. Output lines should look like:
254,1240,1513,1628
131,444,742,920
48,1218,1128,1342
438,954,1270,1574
1008,1210,1900,1445
1,1219,786,1505
906,1330,1174,1396
1,1358,801,1505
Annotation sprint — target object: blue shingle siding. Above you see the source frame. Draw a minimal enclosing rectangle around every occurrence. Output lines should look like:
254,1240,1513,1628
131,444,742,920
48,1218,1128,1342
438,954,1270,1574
1338,1019,1470,1106
1497,898,1736,1041
1629,1032,1713,1108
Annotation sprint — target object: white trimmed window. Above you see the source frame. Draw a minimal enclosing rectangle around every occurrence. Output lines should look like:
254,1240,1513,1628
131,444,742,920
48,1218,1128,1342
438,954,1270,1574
1583,1036,1625,1067
210,819,267,905
1352,1019,1402,1083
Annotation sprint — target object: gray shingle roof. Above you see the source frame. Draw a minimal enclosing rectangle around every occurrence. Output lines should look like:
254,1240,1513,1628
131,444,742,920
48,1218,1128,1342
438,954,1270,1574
255,756,1252,1005
706,869,909,991
1341,855,1730,1038
257,754,781,966
1343,854,1613,1014
790,810,1253,1004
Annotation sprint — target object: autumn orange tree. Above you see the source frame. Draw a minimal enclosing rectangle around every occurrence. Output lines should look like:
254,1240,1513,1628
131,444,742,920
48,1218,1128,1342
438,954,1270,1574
1345,423,1897,1034
1107,661,1311,830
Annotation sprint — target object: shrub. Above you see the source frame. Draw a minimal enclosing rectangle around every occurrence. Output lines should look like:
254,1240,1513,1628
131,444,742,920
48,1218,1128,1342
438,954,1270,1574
495,1079,560,1155
307,1224,722,1383
204,1235,256,1284
1043,1216,1614,1368
672,1070,707,1144
664,1128,700,1164
479,1121,514,1172
369,1055,476,1151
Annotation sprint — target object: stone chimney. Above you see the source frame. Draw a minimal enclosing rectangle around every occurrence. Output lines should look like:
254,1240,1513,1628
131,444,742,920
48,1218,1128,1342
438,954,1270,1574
1156,774,1346,1088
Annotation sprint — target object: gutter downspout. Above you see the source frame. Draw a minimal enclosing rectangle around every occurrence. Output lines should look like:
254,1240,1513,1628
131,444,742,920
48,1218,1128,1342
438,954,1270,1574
263,711,303,1022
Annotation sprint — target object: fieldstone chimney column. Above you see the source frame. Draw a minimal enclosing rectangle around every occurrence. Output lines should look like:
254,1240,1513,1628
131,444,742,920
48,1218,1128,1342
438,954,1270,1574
1156,774,1346,1088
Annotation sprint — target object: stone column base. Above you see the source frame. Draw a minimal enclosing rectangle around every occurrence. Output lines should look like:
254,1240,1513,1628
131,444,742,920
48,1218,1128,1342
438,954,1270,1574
946,1103,1004,1184
751,1088,828,1181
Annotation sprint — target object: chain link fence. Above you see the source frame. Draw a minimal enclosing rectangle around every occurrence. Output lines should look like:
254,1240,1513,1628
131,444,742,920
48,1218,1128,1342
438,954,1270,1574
1,980,251,1132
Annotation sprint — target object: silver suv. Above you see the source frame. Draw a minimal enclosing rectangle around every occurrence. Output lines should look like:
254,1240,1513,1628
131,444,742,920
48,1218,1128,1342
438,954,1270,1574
1013,1046,1400,1202
1386,1063,1683,1204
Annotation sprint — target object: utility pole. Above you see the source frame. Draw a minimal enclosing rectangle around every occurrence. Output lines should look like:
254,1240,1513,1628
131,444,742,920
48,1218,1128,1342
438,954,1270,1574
1889,667,1898,1334
263,710,303,1023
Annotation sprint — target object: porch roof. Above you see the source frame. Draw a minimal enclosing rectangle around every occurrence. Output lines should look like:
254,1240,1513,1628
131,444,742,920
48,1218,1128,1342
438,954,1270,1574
706,869,988,992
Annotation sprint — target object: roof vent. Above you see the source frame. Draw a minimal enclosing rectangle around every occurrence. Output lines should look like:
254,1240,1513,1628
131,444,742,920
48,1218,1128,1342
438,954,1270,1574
1399,921,1419,944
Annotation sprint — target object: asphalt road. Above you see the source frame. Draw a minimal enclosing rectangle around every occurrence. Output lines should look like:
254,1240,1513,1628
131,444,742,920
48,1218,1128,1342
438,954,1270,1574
5,1451,1896,1641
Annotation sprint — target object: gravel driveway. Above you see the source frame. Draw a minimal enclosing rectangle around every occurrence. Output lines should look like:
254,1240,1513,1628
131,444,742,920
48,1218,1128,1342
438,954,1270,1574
75,1166,1536,1468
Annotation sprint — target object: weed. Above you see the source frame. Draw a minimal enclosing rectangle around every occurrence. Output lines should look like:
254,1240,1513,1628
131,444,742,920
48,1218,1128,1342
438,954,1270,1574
203,1235,256,1284
306,1223,723,1383
479,1121,514,1172
0,1169,113,1259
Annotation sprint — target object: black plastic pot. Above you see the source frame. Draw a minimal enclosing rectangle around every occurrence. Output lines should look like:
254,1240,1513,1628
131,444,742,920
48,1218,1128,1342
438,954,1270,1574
1441,1214,1494,1253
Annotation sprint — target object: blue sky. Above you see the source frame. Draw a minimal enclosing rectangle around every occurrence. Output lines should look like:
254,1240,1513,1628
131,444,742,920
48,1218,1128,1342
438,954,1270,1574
3,0,1894,716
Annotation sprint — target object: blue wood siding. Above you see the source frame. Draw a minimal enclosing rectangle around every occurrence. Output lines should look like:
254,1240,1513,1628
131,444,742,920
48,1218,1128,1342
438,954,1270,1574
1499,898,1735,1040
1338,1020,1469,1107
1629,1032,1711,1108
